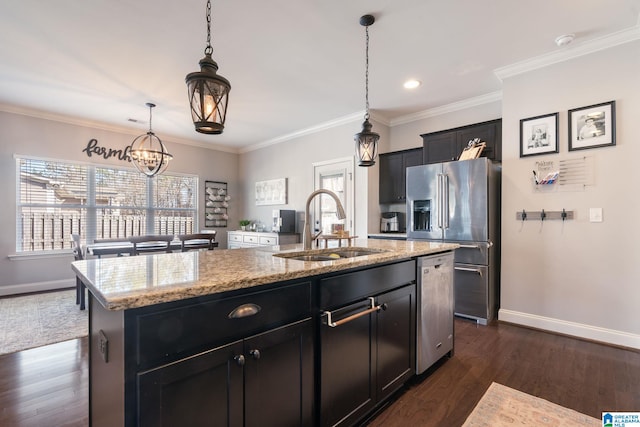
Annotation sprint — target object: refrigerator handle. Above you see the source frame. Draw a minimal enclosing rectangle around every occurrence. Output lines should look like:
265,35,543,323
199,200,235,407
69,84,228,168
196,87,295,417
455,266,483,277
436,174,443,229
443,174,449,229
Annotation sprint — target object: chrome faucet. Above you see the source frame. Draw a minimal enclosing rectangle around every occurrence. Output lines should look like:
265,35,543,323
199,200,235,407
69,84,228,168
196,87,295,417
303,189,346,250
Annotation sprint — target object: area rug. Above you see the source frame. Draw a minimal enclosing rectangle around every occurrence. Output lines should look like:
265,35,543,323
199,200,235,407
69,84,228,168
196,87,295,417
0,289,88,355
462,382,601,426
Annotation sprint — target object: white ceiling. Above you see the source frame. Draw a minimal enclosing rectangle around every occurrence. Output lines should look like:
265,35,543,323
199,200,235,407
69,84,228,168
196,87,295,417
1,0,639,152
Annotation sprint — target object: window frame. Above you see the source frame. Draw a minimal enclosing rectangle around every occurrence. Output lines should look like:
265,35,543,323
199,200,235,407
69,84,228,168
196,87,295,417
15,155,199,253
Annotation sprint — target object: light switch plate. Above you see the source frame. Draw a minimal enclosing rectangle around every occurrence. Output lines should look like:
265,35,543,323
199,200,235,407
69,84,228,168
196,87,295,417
589,208,603,222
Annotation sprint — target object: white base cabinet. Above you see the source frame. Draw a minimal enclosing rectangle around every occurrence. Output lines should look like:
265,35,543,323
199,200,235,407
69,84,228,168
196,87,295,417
227,231,299,249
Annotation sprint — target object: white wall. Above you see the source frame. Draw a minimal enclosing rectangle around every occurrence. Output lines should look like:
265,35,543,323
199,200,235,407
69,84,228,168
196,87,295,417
499,40,640,348
0,111,239,295
238,118,389,238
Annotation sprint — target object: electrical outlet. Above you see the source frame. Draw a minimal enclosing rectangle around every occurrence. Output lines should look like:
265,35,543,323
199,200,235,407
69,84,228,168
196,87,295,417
99,330,109,363
589,208,603,223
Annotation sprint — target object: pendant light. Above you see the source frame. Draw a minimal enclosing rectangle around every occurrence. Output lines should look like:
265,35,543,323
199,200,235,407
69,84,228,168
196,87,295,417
354,14,380,167
185,0,231,134
130,103,173,177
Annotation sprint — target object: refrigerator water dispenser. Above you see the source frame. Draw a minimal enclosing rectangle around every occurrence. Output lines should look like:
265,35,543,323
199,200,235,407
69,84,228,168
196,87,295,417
412,200,431,232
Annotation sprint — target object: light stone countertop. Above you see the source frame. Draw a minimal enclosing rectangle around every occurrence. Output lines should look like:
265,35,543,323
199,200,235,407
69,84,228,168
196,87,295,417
72,238,457,311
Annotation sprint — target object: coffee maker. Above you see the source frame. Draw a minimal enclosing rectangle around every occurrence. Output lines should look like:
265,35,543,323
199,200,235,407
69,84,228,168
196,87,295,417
272,209,296,233
380,212,405,233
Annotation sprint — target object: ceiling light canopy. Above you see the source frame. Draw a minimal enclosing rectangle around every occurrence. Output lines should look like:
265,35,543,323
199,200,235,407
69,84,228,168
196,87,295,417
130,103,173,177
354,14,380,168
186,0,231,135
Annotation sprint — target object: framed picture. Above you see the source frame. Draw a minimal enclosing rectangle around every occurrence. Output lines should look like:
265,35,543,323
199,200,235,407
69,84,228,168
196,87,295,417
568,100,616,151
520,112,559,157
255,178,287,206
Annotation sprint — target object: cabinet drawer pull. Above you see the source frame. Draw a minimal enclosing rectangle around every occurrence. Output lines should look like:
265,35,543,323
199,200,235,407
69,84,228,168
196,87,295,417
249,349,261,360
323,297,381,328
228,303,261,319
454,266,483,277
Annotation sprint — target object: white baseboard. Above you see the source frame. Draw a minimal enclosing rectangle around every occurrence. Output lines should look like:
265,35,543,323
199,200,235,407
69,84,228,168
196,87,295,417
0,279,74,297
499,308,640,350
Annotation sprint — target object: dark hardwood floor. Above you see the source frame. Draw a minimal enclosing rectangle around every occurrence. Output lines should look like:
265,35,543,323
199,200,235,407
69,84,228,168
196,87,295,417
0,318,638,426
368,319,640,426
0,338,88,427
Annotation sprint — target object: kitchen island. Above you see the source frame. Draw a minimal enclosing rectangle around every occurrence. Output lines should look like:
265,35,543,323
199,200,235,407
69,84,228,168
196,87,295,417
72,238,457,427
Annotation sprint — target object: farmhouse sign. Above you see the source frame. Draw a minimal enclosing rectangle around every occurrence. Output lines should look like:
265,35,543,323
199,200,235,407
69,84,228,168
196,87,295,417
82,138,132,163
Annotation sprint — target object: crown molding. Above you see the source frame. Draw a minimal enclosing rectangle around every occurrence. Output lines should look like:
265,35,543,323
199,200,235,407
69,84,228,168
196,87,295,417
389,91,503,126
241,111,364,153
0,103,239,154
495,24,640,81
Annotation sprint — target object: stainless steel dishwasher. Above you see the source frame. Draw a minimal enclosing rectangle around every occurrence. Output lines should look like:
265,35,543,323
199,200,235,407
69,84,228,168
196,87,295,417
416,252,454,374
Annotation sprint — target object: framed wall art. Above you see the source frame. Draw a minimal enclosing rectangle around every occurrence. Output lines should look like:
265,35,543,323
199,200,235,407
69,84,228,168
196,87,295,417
255,178,287,206
520,112,559,157
568,100,616,151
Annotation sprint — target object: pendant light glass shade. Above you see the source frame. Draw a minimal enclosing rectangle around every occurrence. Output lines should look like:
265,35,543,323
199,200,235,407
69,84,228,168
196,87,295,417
130,103,173,177
355,118,379,167
186,0,231,134
354,14,379,167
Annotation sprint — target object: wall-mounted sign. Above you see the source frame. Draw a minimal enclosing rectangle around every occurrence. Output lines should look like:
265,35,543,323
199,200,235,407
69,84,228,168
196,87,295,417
82,138,132,163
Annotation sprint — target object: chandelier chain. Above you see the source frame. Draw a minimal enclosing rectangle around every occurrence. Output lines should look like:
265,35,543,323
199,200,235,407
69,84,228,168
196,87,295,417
205,0,213,56
364,25,370,120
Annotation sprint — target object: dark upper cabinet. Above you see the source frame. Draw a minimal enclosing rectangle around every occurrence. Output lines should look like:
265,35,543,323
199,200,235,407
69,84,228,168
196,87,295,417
421,119,502,164
421,130,458,164
379,148,423,203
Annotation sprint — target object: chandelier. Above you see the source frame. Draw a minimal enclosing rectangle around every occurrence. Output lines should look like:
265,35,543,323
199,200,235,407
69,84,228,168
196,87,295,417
129,103,173,177
185,0,231,134
354,14,380,167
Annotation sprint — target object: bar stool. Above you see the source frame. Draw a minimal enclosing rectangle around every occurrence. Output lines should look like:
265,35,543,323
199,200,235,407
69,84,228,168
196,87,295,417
177,232,216,251
71,233,86,310
128,235,174,255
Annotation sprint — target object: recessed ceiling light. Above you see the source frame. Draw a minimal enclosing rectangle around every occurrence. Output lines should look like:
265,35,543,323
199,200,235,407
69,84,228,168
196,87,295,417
403,79,421,89
555,34,575,47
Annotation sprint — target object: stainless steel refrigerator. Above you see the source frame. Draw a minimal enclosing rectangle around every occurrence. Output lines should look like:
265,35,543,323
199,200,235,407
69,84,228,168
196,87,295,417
406,157,501,325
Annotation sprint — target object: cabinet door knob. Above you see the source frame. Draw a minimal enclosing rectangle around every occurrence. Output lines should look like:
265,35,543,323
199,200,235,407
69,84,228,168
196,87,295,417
234,354,245,366
249,349,261,360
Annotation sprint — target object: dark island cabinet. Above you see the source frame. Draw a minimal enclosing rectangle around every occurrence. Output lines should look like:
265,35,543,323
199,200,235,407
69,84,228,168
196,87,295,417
91,280,314,427
319,261,416,427
379,148,423,203
422,119,502,164
137,318,314,427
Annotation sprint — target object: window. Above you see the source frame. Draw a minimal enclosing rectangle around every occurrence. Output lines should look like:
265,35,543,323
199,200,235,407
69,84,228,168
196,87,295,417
313,158,353,235
17,157,198,252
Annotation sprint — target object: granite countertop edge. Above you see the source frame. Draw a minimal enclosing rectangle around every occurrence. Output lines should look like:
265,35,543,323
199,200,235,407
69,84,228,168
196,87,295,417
72,239,458,311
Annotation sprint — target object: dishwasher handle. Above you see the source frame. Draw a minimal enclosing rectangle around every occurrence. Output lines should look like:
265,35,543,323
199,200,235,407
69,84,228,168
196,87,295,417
323,297,380,328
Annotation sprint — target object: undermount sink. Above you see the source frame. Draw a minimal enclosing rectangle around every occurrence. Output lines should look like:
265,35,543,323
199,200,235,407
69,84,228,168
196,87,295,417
274,247,388,262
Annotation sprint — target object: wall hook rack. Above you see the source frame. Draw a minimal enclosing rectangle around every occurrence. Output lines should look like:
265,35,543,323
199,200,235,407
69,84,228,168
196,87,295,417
520,209,527,221
515,209,574,221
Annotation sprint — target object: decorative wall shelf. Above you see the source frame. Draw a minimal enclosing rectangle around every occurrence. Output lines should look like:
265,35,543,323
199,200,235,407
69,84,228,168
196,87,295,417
204,180,229,228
